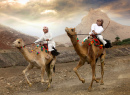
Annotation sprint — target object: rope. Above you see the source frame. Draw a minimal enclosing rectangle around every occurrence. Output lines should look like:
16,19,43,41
103,21,110,33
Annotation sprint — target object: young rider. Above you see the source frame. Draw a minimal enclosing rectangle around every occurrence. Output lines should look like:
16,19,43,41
34,26,55,57
84,19,107,46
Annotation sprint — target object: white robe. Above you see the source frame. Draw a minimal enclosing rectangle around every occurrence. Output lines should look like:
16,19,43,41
84,24,107,45
34,32,55,51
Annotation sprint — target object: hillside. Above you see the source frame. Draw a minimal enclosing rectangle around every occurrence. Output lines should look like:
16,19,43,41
0,24,36,49
54,9,130,46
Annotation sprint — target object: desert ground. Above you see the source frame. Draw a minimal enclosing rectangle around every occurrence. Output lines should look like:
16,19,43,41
0,46,130,95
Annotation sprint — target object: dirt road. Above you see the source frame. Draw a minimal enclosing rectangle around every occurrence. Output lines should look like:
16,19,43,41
0,55,130,95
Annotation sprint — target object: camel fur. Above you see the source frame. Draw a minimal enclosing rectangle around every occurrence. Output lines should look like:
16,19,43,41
13,39,56,90
65,27,106,91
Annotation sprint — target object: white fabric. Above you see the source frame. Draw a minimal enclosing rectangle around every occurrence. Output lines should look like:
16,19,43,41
34,32,55,51
97,35,107,45
89,24,104,35
83,24,107,46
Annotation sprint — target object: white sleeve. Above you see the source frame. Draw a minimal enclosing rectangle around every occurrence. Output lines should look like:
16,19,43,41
98,28,104,34
48,32,52,40
34,35,45,44
91,24,95,31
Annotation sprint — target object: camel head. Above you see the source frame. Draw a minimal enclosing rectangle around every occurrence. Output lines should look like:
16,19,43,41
65,27,77,37
13,39,25,48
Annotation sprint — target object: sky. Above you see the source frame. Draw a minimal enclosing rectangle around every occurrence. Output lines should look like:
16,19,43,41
0,0,130,37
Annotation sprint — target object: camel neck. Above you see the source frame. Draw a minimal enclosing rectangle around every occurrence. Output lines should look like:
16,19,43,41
70,36,84,56
19,47,31,61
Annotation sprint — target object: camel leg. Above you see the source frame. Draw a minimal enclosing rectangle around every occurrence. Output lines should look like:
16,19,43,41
41,65,46,83
73,59,85,83
46,57,56,90
22,63,33,87
100,54,105,85
88,61,99,91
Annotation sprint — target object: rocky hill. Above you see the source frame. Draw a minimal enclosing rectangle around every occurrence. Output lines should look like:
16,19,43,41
0,24,36,49
54,9,130,46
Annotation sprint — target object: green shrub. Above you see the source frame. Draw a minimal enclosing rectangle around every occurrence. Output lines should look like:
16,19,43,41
122,38,130,42
113,38,130,45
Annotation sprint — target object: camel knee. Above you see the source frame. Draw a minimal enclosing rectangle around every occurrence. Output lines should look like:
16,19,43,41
101,59,104,63
22,70,26,75
73,68,77,72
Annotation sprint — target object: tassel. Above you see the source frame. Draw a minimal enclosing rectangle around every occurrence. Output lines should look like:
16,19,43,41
37,52,40,55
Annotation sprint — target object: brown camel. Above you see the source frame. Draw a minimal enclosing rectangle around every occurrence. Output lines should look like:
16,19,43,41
13,39,56,90
65,27,106,91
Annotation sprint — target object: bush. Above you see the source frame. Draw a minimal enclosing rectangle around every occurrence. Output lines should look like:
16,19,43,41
122,38,130,42
113,38,130,45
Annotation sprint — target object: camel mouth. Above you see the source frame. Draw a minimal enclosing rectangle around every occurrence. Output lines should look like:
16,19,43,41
65,27,69,32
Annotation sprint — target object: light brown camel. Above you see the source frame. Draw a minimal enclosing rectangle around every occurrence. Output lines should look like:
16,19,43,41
13,39,56,90
65,27,106,91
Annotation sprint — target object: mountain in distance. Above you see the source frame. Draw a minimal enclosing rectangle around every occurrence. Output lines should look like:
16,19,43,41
0,24,37,49
54,9,130,46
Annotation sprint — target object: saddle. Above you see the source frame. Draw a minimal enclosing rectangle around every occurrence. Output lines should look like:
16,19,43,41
43,44,48,50
43,44,60,56
89,35,103,49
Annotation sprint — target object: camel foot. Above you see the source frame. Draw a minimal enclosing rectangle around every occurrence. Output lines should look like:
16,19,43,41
41,80,49,84
88,87,92,92
44,88,48,92
95,78,100,83
100,82,104,85
29,83,32,87
81,79,85,83
44,84,50,91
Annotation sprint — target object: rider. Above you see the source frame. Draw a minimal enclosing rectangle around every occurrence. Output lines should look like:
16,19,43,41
34,26,55,57
83,19,107,46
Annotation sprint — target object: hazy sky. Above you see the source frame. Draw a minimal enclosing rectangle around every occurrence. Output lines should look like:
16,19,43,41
0,0,130,37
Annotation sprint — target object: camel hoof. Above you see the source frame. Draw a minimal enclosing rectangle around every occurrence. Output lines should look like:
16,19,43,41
44,85,50,91
88,87,92,92
96,78,100,83
100,82,104,85
29,83,32,87
44,88,48,92
81,79,85,83
41,80,49,84
96,80,100,83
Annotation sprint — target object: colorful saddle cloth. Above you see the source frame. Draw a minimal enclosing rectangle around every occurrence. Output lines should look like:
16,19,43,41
83,35,103,49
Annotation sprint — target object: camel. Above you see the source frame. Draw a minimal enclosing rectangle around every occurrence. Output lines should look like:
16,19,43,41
13,39,56,90
65,27,106,91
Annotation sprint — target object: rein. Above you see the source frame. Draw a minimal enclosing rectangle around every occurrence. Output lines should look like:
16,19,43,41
103,21,110,33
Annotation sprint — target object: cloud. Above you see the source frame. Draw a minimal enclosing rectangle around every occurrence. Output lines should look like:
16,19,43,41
99,0,130,19
0,0,129,37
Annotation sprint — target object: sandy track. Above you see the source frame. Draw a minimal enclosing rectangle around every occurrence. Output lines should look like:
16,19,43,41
0,56,130,95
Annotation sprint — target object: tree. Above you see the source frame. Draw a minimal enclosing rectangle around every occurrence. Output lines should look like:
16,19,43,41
115,36,120,42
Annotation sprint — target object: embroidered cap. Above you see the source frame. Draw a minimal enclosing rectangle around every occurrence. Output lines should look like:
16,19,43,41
43,26,48,30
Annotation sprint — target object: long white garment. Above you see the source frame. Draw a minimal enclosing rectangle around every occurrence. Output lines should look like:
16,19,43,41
89,24,104,35
83,24,107,45
34,32,55,51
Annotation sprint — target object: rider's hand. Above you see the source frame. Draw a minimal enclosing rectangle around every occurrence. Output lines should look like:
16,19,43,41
94,33,97,35
46,39,49,41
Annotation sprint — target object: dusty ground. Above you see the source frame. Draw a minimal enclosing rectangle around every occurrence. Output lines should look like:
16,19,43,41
0,55,130,95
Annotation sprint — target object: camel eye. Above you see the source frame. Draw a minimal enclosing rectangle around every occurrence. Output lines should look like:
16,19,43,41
18,41,20,44
71,29,74,31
